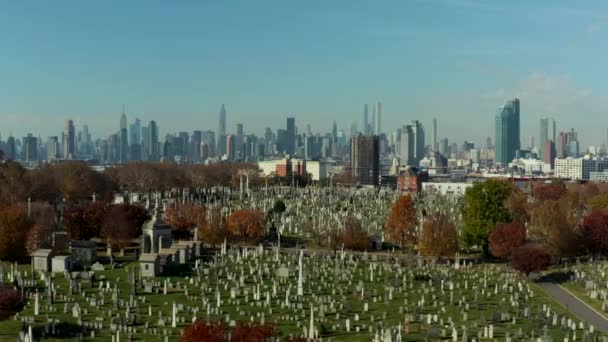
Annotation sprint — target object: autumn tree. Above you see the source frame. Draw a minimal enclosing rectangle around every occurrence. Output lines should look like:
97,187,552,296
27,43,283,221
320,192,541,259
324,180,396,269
588,192,608,211
0,205,32,261
197,208,228,246
418,212,458,257
461,179,512,254
180,320,227,342
101,204,150,250
533,183,566,203
580,210,608,254
530,196,582,257
506,189,530,226
113,162,161,192
488,222,525,259
334,216,371,251
49,162,115,204
25,202,57,255
227,209,265,241
385,194,418,248
64,201,109,241
0,161,29,206
231,322,278,342
511,244,550,277
165,202,207,240
0,287,22,320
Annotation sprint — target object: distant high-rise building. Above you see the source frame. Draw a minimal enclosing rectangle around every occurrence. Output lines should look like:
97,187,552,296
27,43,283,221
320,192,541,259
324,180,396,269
236,123,244,160
363,104,369,135
141,126,150,161
431,118,437,152
374,101,382,135
557,132,566,159
119,111,128,163
286,117,296,155
218,104,227,156
332,121,338,144
494,98,520,165
191,130,202,162
5,136,15,160
544,140,556,169
539,118,556,159
22,134,37,161
46,136,60,161
439,138,449,157
226,134,235,160
148,120,159,161
64,119,75,159
201,130,216,157
129,118,141,146
350,133,380,186
399,120,425,166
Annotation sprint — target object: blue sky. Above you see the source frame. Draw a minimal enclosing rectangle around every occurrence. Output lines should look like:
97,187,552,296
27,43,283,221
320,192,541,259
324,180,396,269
1,0,607,147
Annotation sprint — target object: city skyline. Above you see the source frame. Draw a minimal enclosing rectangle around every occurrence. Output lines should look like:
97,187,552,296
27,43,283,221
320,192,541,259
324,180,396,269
1,1,608,146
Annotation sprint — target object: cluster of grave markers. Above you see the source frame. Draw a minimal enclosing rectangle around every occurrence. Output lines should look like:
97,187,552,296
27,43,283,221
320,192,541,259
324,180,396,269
5,248,607,341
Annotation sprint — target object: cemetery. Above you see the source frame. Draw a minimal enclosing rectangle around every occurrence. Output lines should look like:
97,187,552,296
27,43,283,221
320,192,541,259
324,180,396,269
1,162,608,341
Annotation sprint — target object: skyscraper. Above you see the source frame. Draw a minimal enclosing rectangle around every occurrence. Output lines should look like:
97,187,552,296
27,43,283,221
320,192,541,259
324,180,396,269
363,104,369,135
218,104,227,156
47,136,60,161
544,140,556,169
64,119,75,159
22,134,37,161
350,133,380,186
399,120,425,166
539,117,556,159
119,112,128,163
236,123,244,160
148,120,159,161
5,136,15,160
431,117,437,152
286,117,296,155
557,131,566,159
494,99,520,165
374,101,382,135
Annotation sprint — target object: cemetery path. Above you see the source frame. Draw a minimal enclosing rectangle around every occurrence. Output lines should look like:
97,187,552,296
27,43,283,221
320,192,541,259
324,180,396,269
539,281,608,333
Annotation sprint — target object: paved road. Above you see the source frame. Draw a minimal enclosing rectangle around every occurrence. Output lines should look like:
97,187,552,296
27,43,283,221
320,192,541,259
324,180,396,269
539,281,608,333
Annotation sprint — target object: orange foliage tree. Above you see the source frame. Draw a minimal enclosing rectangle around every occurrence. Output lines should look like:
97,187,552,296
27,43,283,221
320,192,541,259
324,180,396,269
227,209,265,241
25,202,57,255
165,202,207,240
197,208,229,246
0,204,32,261
334,216,371,251
231,322,277,342
488,222,526,259
418,212,458,257
385,194,418,248
101,204,150,250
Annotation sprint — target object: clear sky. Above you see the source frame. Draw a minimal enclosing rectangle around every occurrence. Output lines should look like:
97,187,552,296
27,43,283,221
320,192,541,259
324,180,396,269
1,0,607,147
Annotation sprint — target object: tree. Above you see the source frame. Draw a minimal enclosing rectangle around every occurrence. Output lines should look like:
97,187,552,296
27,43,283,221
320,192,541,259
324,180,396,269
588,192,608,211
506,189,530,226
197,208,228,246
101,204,150,250
25,202,57,255
418,213,458,257
231,322,277,342
272,200,286,215
0,161,29,206
165,203,206,240
580,210,608,254
511,244,550,277
0,205,32,261
461,179,512,254
385,194,418,248
227,209,265,241
530,199,581,257
488,222,525,259
334,216,371,251
64,201,109,241
0,287,22,320
50,162,115,204
180,320,227,342
533,183,566,202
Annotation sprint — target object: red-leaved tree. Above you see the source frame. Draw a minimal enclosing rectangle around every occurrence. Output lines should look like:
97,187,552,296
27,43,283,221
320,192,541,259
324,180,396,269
533,184,566,202
0,287,22,320
165,202,206,240
231,322,277,342
511,244,550,277
334,216,371,251
101,204,150,250
179,320,227,342
489,222,526,259
580,210,608,254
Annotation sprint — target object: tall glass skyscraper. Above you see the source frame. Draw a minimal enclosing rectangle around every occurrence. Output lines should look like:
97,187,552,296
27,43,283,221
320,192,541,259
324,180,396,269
495,98,520,166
